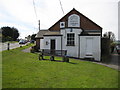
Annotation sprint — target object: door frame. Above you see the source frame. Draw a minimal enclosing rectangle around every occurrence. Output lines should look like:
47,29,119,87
50,39,56,54
85,37,93,56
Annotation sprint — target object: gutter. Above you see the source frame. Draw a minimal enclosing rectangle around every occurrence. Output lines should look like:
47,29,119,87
78,35,80,58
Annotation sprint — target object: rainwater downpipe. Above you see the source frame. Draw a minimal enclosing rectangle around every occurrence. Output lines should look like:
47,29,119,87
61,35,63,56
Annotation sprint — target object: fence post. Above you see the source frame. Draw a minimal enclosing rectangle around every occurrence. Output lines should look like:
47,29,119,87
39,50,44,60
7,43,10,50
50,55,54,61
101,37,111,62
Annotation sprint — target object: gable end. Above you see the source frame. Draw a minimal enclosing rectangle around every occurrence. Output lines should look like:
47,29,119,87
49,8,102,31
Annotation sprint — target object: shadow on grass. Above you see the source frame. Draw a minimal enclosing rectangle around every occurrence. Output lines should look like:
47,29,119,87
67,62,77,64
39,59,77,64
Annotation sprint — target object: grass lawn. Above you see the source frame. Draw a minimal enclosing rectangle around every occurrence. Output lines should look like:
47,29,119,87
2,44,119,88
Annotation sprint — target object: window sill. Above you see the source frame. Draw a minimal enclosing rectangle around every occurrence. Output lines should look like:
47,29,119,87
66,45,75,46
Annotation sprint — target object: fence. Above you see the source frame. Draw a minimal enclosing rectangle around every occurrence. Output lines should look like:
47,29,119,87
101,37,111,62
39,49,69,62
40,49,67,56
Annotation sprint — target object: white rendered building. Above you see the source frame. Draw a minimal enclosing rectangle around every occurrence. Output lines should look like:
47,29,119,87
36,8,102,61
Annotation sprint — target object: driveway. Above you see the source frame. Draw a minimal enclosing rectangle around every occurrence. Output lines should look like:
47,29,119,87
109,53,120,66
22,47,31,53
94,50,120,71
109,50,120,66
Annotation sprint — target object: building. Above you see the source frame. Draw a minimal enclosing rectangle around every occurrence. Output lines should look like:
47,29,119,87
35,8,102,61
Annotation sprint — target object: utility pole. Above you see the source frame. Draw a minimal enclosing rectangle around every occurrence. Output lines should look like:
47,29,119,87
38,20,40,31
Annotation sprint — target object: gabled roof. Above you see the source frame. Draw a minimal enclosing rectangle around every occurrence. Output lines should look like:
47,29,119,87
49,8,102,31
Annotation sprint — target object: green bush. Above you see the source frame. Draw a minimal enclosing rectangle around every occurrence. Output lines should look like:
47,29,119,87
30,47,35,53
30,45,38,53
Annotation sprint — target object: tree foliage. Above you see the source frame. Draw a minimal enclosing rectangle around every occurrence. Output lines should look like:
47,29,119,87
1,26,19,42
31,34,36,40
103,31,116,53
25,35,31,41
103,31,116,42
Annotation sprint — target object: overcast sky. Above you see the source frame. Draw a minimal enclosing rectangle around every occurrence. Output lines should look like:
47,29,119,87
0,0,119,39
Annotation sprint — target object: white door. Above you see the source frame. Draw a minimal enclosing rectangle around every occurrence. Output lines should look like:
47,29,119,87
85,38,93,57
80,36,101,61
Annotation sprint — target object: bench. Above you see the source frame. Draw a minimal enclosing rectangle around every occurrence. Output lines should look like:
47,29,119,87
39,49,69,62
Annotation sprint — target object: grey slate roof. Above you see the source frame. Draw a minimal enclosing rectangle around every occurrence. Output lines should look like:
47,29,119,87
35,30,49,39
44,31,61,36
35,30,61,38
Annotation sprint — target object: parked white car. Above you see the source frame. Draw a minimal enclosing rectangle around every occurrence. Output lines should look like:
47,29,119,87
19,39,26,44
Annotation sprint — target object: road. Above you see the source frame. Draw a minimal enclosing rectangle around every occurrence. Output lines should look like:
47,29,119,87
109,51,120,66
92,50,120,71
0,42,28,51
103,50,120,66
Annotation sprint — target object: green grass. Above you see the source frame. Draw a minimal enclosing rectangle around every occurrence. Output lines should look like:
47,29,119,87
6,41,18,43
2,45,119,88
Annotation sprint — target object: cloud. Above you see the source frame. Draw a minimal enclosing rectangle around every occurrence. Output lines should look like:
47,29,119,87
0,0,39,38
0,0,37,25
0,0,119,39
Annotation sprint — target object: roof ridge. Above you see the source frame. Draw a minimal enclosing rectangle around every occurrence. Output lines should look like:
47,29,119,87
48,8,102,31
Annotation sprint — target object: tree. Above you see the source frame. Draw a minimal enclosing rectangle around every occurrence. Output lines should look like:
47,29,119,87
25,35,31,41
103,31,116,53
1,26,19,41
11,27,19,41
31,34,36,40
1,26,12,37
103,31,116,42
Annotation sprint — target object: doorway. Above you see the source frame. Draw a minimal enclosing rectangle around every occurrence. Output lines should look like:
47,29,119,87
50,39,55,54
85,38,93,56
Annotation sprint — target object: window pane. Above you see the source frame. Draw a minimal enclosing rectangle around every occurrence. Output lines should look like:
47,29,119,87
72,41,74,45
71,34,73,37
71,38,74,40
67,33,75,46
67,41,70,45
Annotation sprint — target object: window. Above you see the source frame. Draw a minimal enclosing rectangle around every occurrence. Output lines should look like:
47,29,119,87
67,33,75,46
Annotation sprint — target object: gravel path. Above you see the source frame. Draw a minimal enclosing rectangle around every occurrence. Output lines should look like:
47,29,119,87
22,47,31,53
93,62,119,71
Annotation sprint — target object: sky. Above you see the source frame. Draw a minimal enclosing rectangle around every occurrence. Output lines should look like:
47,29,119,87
0,0,119,40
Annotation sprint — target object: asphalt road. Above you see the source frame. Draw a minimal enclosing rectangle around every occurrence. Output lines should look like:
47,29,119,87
109,52,120,66
104,50,120,66
0,42,28,51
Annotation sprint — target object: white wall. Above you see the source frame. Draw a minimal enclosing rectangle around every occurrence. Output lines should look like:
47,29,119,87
61,28,82,57
40,39,44,49
43,36,62,50
40,29,101,61
80,36,101,61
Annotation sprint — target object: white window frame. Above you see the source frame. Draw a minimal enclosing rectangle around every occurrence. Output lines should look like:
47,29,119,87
67,33,75,46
